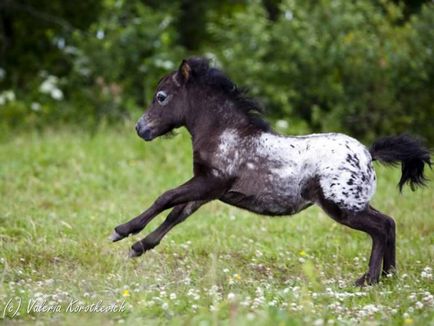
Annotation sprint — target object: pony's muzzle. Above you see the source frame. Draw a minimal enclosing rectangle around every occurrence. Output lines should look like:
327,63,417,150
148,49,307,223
136,121,153,141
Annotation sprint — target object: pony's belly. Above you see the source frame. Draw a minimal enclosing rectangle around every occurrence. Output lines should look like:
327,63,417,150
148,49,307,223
220,190,310,216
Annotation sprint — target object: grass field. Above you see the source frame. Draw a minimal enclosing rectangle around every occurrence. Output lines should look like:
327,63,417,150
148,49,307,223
0,125,433,325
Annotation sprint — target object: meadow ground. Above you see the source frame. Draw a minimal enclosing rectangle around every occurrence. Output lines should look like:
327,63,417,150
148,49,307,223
0,125,432,325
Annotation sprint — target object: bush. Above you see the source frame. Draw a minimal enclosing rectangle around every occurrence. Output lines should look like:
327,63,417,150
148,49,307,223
208,0,434,143
65,0,185,122
1,0,432,144
0,0,185,126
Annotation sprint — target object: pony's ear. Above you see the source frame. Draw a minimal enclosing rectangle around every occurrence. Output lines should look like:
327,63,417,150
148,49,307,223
174,60,191,85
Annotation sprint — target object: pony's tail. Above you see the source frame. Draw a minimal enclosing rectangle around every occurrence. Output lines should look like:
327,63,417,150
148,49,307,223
369,135,432,192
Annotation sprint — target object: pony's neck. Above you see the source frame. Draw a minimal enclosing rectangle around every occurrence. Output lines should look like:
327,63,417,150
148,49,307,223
185,96,253,142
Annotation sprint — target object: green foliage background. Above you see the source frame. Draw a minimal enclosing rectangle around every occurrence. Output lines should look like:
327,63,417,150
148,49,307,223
0,0,433,143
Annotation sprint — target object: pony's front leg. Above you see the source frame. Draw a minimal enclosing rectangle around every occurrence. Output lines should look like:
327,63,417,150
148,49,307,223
129,201,206,257
110,175,228,242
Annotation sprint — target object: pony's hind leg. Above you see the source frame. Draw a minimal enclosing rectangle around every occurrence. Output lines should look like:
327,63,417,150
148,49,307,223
326,205,388,285
302,182,391,285
369,205,396,276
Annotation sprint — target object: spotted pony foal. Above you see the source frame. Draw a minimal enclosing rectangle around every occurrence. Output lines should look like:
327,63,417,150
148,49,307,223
111,57,431,286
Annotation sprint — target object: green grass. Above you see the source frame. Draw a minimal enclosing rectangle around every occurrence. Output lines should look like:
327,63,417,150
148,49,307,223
0,126,433,325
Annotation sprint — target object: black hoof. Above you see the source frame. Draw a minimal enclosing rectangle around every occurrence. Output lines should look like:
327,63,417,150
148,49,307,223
355,273,368,287
128,248,142,258
109,230,125,242
355,273,379,287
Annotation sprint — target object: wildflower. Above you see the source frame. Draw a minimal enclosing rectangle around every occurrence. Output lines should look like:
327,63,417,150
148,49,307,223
169,293,177,300
421,266,432,279
408,293,417,301
233,273,241,281
299,250,306,256
122,289,130,297
415,301,423,309
227,292,236,301
404,318,413,325
422,292,433,305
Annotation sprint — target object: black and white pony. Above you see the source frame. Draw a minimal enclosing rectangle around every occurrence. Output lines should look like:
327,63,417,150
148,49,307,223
111,57,431,286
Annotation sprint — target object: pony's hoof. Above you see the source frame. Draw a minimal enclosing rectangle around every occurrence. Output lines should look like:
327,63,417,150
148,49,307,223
355,273,379,287
128,248,142,258
355,273,368,287
109,230,124,242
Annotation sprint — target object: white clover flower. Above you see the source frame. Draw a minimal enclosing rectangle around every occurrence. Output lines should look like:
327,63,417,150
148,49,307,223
408,293,417,301
169,293,177,300
421,266,432,279
183,277,191,285
422,292,433,305
415,301,423,309
314,319,324,326
227,292,236,301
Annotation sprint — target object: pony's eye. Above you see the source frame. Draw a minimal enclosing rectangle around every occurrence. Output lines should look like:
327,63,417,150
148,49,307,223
156,91,168,105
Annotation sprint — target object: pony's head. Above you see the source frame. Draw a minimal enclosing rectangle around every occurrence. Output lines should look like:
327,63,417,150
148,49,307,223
136,57,267,141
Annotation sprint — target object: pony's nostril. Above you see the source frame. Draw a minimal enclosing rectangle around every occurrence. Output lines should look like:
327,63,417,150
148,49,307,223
141,128,153,141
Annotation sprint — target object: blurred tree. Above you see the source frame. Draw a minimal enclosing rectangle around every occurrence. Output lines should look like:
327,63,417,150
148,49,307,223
0,0,102,89
0,0,432,143
393,0,432,18
208,0,434,142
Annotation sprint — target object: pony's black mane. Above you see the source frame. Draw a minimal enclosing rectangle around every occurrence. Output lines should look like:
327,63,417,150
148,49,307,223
185,57,270,131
